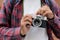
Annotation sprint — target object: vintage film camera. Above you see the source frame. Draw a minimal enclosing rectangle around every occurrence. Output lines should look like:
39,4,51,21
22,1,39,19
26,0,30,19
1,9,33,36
32,15,47,28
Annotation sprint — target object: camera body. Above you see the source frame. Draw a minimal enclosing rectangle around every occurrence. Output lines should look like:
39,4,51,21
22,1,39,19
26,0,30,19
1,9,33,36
32,15,47,28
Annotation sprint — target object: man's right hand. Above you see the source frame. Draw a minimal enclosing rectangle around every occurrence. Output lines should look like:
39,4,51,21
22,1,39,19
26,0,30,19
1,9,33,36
20,14,32,35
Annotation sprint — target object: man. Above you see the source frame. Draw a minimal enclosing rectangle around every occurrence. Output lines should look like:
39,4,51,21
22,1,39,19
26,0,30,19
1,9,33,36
0,0,60,40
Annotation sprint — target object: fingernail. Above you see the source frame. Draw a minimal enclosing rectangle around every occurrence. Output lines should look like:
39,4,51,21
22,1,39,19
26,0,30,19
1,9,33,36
26,24,30,28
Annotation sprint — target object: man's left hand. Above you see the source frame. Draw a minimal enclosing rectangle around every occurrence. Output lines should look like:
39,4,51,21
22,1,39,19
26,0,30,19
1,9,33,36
36,5,54,19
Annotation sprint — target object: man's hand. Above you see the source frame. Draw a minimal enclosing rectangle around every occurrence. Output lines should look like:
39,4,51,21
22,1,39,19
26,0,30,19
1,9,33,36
36,5,54,19
20,14,32,35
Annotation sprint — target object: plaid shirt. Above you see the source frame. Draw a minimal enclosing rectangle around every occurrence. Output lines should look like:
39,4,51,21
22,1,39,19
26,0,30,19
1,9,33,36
0,0,60,40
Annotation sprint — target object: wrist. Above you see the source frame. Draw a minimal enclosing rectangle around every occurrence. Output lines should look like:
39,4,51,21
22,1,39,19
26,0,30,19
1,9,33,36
20,29,26,37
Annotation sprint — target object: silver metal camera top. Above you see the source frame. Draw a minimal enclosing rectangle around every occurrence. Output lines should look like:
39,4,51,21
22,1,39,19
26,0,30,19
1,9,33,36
34,15,47,20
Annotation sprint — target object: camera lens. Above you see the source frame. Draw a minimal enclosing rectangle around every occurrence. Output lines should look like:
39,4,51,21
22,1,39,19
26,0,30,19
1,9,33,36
34,19,40,25
33,18,42,27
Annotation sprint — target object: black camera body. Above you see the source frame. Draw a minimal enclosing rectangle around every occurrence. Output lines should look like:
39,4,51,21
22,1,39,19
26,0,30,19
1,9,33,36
32,15,47,28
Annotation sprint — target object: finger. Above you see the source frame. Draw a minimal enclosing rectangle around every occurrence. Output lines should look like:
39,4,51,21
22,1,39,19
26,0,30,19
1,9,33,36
21,23,30,35
36,8,47,15
42,10,53,18
21,17,32,22
21,15,32,27
46,11,54,19
23,21,31,29
21,15,32,22
42,5,50,10
23,14,32,19
24,17,32,23
36,9,43,15
21,21,31,29
42,11,48,16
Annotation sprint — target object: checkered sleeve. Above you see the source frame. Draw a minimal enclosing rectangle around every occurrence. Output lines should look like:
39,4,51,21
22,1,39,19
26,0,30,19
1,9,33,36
0,0,22,40
48,14,60,38
45,0,60,38
0,27,21,40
